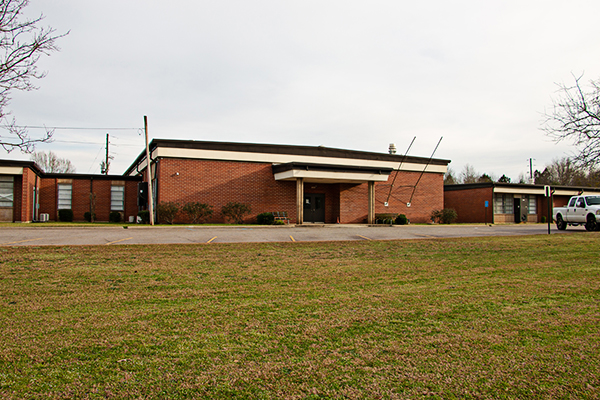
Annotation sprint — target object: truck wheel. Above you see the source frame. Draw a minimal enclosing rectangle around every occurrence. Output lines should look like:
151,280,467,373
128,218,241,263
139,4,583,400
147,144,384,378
585,215,597,232
556,215,567,231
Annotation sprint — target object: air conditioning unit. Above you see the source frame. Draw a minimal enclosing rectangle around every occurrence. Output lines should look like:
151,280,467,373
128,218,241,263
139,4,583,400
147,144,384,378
39,213,49,222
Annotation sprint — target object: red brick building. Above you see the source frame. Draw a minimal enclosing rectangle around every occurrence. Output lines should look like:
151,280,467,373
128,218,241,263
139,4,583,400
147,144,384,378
1,140,450,224
0,160,141,223
125,139,449,224
444,182,600,224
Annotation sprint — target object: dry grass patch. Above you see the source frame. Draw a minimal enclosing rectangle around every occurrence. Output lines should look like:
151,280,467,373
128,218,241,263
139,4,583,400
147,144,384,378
0,234,599,399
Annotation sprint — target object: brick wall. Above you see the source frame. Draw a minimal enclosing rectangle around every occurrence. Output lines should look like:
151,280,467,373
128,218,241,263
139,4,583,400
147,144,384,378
38,176,141,222
152,158,445,224
13,176,22,222
155,158,297,224
444,186,493,223
375,172,445,224
38,177,57,220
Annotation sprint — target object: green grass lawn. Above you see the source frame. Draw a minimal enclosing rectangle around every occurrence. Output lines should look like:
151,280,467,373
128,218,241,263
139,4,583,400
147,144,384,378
1,234,599,399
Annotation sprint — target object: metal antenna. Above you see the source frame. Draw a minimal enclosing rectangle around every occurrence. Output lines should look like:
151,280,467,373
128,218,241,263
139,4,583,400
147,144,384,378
384,136,416,206
407,136,443,207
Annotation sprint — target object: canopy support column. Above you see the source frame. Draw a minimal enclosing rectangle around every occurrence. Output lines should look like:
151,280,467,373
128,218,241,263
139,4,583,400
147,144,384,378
296,178,304,225
368,181,375,224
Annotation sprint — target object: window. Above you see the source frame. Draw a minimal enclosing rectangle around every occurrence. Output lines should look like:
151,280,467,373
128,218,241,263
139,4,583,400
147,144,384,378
0,176,14,207
528,195,537,214
569,198,577,207
494,193,513,214
57,184,72,209
586,196,600,206
111,185,125,211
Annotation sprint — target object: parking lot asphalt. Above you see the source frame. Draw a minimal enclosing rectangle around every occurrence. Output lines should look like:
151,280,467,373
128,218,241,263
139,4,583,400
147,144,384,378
0,223,586,246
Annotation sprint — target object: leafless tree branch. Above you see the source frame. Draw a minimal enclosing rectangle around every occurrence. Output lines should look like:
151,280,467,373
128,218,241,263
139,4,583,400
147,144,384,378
0,0,66,153
542,73,600,168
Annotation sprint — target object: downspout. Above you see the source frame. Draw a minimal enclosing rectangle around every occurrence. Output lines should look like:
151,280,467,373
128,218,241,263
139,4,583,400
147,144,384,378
154,158,160,223
33,174,39,222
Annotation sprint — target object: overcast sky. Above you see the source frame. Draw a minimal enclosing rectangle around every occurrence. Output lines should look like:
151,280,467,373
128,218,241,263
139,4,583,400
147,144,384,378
2,0,599,180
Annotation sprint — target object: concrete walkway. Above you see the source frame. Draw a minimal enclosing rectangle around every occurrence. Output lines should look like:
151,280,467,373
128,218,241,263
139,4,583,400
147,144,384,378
0,223,585,246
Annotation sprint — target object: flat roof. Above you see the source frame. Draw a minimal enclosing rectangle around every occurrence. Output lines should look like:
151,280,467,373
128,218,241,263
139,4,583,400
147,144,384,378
125,139,451,176
0,159,141,180
444,182,600,195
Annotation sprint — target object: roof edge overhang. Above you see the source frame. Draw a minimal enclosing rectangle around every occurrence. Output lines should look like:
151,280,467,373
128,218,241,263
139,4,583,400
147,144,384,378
0,160,43,176
272,162,393,183
444,182,600,196
124,139,451,176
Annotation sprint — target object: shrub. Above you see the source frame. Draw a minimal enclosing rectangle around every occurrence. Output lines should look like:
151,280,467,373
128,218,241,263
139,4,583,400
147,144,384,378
273,219,285,225
541,216,547,223
182,202,213,224
221,202,251,224
431,208,458,224
257,212,275,225
395,214,408,225
58,209,73,222
109,211,122,223
138,210,150,224
157,201,180,224
83,212,96,222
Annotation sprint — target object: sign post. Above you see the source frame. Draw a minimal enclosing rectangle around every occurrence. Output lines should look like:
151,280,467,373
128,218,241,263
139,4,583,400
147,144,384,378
484,200,489,225
544,185,551,234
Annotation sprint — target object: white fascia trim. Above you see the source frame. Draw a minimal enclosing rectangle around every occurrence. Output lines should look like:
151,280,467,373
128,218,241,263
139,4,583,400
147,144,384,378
0,167,24,175
156,147,447,174
553,189,600,196
494,187,546,195
495,187,600,196
274,170,390,183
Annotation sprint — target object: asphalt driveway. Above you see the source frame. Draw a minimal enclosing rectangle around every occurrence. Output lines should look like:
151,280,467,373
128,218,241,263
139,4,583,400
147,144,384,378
0,223,586,246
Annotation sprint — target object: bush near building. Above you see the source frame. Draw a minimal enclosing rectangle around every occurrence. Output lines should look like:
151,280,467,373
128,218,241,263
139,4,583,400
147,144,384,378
431,208,458,224
257,212,275,225
221,202,251,224
157,202,180,224
182,202,213,224
58,209,73,222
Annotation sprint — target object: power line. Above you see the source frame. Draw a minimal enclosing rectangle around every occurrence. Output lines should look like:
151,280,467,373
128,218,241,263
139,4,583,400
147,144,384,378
1,125,141,131
51,139,141,146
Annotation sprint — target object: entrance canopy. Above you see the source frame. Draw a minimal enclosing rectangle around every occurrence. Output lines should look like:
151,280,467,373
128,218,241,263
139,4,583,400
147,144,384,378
272,162,393,184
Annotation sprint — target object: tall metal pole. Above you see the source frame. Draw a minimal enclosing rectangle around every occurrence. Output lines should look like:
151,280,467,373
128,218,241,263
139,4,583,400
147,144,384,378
529,158,533,182
548,190,552,235
144,116,155,225
104,133,109,175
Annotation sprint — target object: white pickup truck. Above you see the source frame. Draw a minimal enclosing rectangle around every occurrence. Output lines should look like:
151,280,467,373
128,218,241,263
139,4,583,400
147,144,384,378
553,195,600,231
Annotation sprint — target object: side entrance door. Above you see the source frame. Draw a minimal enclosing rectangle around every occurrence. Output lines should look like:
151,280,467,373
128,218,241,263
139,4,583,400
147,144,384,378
304,194,325,223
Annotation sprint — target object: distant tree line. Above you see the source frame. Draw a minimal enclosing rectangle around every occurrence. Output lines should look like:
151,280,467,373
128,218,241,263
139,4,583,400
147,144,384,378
444,164,500,185
534,157,600,187
444,158,599,187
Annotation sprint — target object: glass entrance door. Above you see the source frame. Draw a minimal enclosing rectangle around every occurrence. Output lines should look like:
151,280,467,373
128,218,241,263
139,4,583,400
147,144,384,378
304,194,325,223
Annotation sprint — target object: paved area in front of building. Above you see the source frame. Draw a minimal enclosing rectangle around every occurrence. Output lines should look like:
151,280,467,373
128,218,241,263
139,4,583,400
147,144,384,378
0,223,585,246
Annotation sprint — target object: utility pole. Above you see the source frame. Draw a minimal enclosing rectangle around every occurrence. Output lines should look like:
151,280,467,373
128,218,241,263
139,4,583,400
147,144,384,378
104,133,110,175
528,158,534,183
144,116,155,225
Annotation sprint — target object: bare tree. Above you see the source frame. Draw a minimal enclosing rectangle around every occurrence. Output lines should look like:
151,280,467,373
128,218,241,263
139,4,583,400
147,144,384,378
444,167,457,185
460,164,479,184
534,157,598,187
31,150,75,173
542,73,600,168
0,0,66,153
